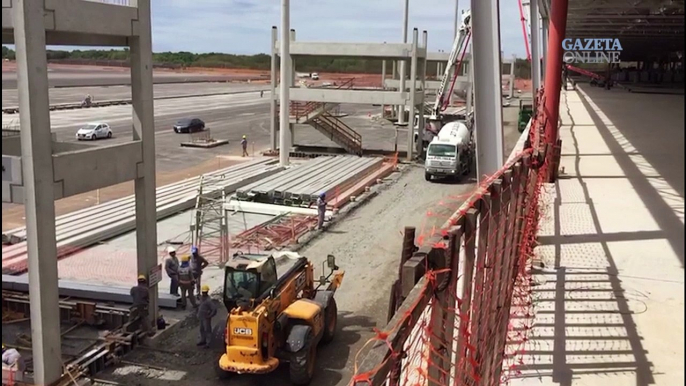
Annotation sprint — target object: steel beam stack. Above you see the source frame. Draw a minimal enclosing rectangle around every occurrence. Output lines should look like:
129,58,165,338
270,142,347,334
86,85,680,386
236,156,383,206
1,158,283,274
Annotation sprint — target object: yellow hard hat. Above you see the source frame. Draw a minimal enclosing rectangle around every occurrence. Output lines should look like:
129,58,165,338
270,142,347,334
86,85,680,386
181,255,190,262
201,285,210,293
137,274,146,281
242,135,246,139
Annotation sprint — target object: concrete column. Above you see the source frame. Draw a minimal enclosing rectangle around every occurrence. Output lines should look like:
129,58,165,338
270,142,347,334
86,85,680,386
530,0,541,96
130,0,158,326
509,56,516,98
398,0,409,125
454,0,461,38
471,0,505,179
270,26,278,150
392,61,398,118
466,48,474,114
289,29,296,147
436,61,441,79
541,17,549,81
406,28,418,161
13,0,62,384
417,30,428,157
381,60,387,116
279,0,291,166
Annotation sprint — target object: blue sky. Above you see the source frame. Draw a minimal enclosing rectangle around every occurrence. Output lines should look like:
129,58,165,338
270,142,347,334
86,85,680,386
150,0,527,57
10,0,527,58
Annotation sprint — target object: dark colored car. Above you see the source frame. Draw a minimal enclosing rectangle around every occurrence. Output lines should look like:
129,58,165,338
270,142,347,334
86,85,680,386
173,118,205,133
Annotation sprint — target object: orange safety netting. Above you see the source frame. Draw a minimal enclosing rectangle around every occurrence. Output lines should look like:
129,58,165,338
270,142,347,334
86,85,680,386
349,88,552,386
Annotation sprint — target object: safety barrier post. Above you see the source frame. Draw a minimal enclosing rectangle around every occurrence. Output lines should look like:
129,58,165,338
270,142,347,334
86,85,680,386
453,209,477,382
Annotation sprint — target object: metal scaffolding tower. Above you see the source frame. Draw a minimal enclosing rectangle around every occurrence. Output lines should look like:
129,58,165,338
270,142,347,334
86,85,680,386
191,175,230,264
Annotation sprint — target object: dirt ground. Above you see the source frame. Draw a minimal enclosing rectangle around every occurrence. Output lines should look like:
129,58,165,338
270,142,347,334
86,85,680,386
93,165,478,386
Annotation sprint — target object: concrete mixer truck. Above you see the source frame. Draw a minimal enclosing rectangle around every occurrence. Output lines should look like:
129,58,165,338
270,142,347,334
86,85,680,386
424,120,474,182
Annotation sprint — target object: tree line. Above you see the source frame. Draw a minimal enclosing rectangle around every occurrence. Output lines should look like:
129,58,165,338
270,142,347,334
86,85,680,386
2,46,532,78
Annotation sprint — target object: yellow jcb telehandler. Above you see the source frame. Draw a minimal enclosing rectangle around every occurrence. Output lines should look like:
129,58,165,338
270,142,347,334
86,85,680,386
213,251,344,385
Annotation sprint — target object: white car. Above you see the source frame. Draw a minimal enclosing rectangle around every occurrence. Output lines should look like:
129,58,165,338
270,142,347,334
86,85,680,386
76,122,112,140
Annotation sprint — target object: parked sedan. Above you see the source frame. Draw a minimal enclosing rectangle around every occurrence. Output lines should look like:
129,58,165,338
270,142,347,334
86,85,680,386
173,118,205,133
76,122,112,140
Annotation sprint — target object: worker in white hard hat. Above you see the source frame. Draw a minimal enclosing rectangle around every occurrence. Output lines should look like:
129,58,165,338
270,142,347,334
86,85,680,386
196,284,217,348
164,246,180,297
316,192,327,230
241,135,249,157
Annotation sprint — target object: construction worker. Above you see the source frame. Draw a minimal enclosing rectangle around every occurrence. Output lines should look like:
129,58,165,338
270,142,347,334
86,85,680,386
190,246,209,296
164,246,180,297
241,135,249,157
130,275,154,336
196,285,218,348
317,192,327,230
260,90,264,98
178,255,198,309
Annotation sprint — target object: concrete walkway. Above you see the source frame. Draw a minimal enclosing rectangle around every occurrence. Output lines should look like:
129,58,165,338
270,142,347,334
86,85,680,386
511,86,684,385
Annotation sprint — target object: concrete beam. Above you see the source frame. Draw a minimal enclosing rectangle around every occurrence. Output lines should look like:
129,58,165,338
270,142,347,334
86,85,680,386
427,52,472,62
274,41,427,59
52,142,143,198
2,0,139,44
285,87,423,106
384,78,470,91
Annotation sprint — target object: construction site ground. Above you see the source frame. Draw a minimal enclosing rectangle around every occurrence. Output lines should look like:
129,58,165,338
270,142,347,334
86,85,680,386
75,107,524,386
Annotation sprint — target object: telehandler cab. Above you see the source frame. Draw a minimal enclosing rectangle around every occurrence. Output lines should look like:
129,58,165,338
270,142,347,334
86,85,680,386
214,251,344,385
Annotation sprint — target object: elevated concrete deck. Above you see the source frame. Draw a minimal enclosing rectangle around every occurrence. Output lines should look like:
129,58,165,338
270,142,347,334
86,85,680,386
512,86,684,384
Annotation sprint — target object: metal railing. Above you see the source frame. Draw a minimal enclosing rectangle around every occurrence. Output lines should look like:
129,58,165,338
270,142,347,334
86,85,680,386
288,78,356,121
311,113,362,155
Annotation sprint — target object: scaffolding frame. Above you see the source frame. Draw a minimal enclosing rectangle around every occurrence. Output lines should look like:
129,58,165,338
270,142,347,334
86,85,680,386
191,175,230,264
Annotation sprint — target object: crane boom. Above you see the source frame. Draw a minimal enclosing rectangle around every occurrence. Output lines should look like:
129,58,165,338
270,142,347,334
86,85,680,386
431,10,472,120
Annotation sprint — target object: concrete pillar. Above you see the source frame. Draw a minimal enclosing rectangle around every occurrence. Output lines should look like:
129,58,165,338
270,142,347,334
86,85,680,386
289,29,296,147
542,0,568,182
130,0,158,327
392,61,398,118
279,0,290,166
466,47,474,114
471,0,505,179
417,30,428,158
13,0,62,384
509,55,516,99
436,61,441,79
530,0,541,96
541,17,549,81
270,26,278,150
398,0,409,125
454,0,461,38
406,28,418,161
381,60,387,116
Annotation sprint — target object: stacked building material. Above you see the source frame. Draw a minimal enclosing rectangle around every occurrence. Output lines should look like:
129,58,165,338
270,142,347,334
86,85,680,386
230,213,317,252
236,156,384,207
1,158,282,275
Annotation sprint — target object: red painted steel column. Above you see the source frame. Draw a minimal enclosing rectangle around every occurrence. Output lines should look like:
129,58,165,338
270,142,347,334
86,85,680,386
542,0,569,181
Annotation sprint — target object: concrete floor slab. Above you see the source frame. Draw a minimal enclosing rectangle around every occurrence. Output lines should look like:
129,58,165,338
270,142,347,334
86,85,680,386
509,86,685,385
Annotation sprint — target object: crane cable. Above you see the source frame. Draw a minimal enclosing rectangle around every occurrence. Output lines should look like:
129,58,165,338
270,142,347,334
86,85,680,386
442,32,472,111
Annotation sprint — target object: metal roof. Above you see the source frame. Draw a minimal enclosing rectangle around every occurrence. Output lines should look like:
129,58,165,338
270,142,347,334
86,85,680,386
543,0,684,61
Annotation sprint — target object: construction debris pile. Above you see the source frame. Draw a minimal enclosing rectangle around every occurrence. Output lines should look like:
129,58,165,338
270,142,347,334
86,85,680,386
236,156,387,207
1,158,283,275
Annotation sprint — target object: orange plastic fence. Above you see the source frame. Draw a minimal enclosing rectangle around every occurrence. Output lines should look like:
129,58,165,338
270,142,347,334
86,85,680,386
348,88,551,386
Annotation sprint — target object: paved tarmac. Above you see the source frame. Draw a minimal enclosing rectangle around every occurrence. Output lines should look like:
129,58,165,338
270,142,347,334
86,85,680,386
1,67,266,89
1,82,269,108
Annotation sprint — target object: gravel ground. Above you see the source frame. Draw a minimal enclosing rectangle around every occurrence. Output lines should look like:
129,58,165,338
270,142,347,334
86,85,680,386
93,165,479,386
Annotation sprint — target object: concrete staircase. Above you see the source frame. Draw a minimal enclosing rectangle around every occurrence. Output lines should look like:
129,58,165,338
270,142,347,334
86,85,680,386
279,78,363,155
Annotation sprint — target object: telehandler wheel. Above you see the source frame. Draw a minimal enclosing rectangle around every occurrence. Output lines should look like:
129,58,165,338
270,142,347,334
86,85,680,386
289,332,317,385
425,172,432,181
321,298,338,344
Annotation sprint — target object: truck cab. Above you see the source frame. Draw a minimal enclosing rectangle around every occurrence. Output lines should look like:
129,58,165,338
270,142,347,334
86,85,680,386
424,121,474,182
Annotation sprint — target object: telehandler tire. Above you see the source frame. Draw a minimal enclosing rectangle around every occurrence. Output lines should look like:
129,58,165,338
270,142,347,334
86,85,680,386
321,298,338,344
289,331,317,385
214,353,233,380
211,324,232,380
